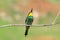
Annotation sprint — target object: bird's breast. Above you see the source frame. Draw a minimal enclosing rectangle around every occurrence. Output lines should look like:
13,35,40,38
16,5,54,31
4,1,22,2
28,16,33,19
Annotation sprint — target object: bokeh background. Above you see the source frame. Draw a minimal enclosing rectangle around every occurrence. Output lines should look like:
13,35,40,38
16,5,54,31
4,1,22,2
0,0,60,40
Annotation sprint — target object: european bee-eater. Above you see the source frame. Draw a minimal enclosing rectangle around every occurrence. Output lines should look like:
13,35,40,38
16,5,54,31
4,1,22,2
25,8,33,37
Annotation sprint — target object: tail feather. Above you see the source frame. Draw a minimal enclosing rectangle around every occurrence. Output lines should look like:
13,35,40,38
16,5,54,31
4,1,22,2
25,26,30,37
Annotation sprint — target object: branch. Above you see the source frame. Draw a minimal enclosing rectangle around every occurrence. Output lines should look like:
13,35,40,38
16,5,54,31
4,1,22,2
0,24,25,28
0,22,60,28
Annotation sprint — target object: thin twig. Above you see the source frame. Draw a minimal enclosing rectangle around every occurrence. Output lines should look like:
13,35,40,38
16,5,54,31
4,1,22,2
52,11,60,24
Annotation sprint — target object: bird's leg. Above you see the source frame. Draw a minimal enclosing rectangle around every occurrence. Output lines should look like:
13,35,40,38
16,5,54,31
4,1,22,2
25,26,30,37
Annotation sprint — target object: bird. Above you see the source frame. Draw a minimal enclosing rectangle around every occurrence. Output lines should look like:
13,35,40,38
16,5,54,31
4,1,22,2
25,8,33,37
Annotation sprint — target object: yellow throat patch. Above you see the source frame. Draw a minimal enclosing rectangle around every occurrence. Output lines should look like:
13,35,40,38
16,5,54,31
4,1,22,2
29,12,33,16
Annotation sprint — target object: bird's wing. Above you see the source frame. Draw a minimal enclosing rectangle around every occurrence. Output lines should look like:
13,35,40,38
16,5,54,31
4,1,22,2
25,16,28,23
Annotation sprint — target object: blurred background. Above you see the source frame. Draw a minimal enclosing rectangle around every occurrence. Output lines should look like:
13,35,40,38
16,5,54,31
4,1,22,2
0,0,60,40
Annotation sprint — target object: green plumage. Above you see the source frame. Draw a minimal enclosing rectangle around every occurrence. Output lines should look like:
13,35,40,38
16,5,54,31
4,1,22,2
25,16,33,25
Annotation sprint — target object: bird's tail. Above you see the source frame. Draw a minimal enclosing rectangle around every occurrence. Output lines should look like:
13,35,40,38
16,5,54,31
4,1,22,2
25,26,30,37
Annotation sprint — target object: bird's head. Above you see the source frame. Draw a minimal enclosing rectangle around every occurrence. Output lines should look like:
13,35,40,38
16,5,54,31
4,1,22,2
29,12,33,16
28,8,33,16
